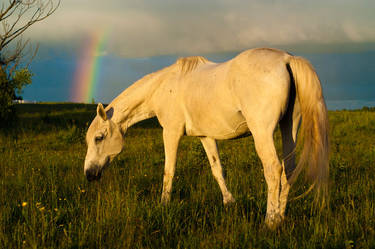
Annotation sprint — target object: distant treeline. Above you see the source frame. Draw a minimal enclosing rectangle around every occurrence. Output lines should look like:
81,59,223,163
10,103,161,131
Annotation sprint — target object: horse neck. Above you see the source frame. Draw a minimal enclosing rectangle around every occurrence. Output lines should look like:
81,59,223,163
108,72,162,132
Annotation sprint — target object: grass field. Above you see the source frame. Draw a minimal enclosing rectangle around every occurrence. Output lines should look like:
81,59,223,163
1,103,375,249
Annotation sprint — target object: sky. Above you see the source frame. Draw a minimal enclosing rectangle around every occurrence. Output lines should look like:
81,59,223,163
17,0,375,109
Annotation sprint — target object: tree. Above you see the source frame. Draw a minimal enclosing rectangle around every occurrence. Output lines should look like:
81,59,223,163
0,0,60,125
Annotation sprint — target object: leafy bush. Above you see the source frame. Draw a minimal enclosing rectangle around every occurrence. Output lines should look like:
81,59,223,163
0,68,32,126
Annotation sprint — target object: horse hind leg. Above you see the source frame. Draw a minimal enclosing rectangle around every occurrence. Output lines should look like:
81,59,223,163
250,126,283,229
200,137,235,205
279,96,301,217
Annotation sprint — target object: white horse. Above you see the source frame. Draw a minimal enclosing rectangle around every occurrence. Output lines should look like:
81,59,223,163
84,48,329,228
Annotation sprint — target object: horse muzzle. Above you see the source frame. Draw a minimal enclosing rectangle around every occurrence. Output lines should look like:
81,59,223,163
85,166,102,181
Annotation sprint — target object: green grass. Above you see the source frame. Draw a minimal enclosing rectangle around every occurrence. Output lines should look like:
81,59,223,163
0,103,375,248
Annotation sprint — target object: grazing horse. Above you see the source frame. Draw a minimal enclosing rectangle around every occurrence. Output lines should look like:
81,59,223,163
84,48,329,228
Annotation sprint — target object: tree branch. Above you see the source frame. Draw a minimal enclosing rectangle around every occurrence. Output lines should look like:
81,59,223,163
0,0,60,80
0,0,60,50
0,0,18,21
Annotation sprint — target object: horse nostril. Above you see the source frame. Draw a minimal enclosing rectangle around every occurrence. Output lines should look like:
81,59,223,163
85,168,102,181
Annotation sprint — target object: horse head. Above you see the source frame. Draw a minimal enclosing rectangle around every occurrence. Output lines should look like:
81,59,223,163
84,103,124,181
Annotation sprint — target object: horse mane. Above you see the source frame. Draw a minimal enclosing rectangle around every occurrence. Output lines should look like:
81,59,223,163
176,56,208,75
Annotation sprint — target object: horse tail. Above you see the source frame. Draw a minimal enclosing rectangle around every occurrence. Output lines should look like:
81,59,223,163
288,56,329,207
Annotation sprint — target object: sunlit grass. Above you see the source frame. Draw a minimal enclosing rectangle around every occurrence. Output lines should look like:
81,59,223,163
0,104,374,248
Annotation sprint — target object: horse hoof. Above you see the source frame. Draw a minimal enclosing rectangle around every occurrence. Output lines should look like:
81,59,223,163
265,213,283,230
223,194,236,206
160,195,171,205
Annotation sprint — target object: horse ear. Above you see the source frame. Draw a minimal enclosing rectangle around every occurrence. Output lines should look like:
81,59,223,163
97,103,107,121
106,107,114,120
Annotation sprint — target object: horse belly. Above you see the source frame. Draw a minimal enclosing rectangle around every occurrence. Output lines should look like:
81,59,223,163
181,62,249,139
185,107,249,139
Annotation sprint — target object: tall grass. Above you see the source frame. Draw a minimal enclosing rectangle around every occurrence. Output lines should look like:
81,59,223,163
0,104,374,248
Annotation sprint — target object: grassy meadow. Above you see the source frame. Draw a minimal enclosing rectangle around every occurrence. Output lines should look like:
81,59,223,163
1,103,375,249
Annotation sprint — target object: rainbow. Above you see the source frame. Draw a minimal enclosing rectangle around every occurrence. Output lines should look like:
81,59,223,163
71,29,109,103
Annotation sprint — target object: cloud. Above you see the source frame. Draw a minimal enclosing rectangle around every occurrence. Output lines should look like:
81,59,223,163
24,0,375,57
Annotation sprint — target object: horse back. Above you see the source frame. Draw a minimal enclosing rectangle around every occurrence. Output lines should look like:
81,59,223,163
152,48,292,138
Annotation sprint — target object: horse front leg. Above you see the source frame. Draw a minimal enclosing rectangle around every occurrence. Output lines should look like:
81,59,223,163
161,128,182,204
200,137,235,205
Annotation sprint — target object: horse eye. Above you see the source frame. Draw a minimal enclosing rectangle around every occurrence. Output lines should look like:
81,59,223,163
95,134,104,143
